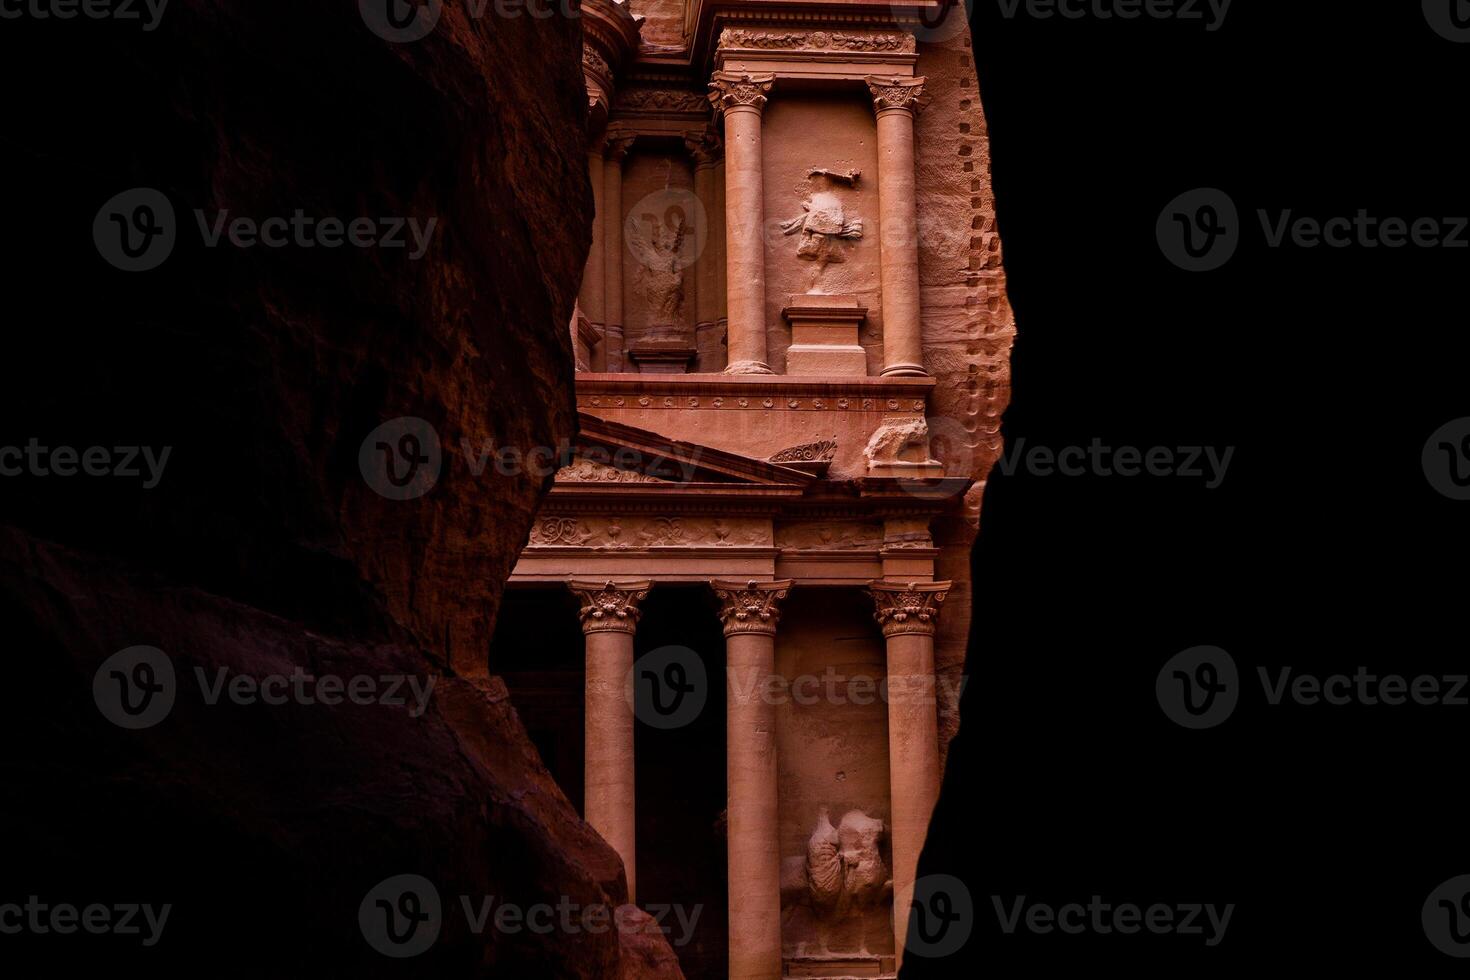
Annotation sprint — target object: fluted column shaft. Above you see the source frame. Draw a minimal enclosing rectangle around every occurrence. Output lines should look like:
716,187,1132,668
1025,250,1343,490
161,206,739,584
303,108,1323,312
866,76,929,378
709,72,775,375
868,580,950,966
570,579,651,902
713,579,792,980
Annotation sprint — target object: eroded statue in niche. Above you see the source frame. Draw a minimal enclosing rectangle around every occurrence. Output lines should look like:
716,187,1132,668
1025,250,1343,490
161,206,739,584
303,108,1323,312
780,805,892,917
627,187,695,341
781,168,864,291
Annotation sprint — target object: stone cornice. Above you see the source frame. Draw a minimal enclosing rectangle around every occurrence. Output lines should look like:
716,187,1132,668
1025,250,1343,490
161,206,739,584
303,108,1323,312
867,580,950,637
568,579,652,634
712,579,794,636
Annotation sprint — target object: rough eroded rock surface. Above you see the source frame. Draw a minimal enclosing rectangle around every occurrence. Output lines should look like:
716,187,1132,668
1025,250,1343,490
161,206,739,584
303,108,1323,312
0,3,680,975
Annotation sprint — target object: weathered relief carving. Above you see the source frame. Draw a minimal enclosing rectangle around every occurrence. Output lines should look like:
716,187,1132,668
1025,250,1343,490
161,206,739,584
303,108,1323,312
556,459,667,483
769,439,837,464
718,28,916,53
627,178,692,333
863,416,939,468
781,169,864,291
616,88,711,114
527,516,770,549
775,522,882,551
882,517,934,550
781,806,892,917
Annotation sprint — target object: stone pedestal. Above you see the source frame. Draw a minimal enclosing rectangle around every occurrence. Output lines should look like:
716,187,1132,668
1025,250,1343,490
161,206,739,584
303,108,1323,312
628,342,698,374
782,294,868,377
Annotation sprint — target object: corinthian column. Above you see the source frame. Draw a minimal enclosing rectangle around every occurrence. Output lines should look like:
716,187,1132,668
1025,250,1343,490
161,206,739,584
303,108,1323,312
603,134,634,372
708,72,775,375
712,578,793,980
867,580,950,966
569,579,651,902
865,76,929,378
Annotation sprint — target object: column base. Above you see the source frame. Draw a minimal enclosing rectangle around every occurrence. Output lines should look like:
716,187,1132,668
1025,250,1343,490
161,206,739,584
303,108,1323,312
725,359,774,376
879,362,928,378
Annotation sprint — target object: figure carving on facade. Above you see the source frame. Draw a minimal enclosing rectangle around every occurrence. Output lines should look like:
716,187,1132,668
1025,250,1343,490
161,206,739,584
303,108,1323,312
781,806,892,917
629,199,689,329
781,169,864,291
863,416,940,468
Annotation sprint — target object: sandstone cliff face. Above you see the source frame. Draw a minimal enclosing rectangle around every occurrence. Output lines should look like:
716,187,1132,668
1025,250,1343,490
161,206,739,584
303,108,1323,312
0,3,679,975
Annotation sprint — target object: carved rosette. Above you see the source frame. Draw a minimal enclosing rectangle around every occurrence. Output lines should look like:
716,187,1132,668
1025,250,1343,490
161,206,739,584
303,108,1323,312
864,75,928,116
712,579,794,636
867,581,951,637
708,71,775,118
568,579,652,635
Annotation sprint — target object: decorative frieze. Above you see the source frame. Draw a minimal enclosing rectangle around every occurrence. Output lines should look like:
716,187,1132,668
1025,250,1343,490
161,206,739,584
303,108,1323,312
567,579,652,634
616,88,712,115
529,515,772,549
556,459,667,484
712,579,794,636
867,581,950,637
774,521,881,551
718,28,916,53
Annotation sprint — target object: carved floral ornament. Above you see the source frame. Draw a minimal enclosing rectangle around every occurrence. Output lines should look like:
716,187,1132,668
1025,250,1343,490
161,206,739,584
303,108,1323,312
567,579,652,634
712,579,793,636
867,581,951,637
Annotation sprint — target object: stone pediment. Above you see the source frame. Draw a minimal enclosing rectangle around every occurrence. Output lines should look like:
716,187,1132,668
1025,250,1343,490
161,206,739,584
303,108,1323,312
553,412,815,493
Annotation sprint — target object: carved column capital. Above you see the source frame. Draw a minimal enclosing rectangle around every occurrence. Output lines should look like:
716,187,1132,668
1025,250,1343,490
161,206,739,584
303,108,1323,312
684,129,723,169
708,71,775,117
605,130,635,164
569,579,652,634
712,579,793,636
867,580,950,637
865,75,928,116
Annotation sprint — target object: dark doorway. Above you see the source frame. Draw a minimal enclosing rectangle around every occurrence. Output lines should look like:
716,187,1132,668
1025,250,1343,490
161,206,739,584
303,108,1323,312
633,585,729,980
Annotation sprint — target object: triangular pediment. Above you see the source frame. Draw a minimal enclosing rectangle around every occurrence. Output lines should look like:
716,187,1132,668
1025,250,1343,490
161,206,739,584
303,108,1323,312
552,413,815,492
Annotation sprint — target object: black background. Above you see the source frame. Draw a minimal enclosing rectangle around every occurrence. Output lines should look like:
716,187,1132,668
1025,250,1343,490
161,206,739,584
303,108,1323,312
913,0,1469,972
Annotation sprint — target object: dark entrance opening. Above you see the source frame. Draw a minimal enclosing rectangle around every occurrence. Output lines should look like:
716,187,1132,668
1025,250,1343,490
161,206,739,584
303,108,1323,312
633,584,729,980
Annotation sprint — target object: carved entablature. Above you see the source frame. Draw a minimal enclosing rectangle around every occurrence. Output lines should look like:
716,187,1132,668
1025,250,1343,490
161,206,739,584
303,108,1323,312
712,579,793,636
718,28,916,53
775,521,882,551
616,87,713,116
567,579,652,635
581,0,642,131
867,581,950,637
